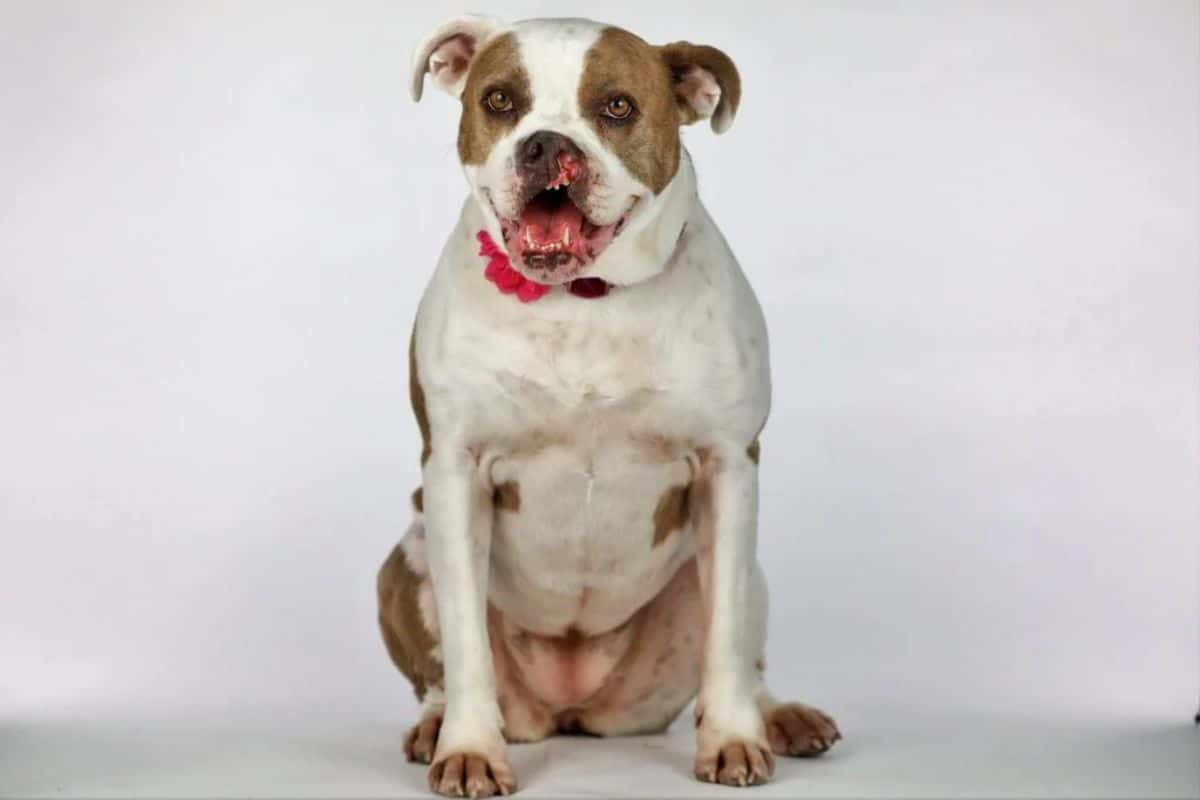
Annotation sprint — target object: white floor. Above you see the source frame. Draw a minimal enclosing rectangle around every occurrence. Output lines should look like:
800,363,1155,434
3,712,1196,799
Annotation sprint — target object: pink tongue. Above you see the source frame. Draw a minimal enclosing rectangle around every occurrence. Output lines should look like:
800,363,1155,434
518,199,585,247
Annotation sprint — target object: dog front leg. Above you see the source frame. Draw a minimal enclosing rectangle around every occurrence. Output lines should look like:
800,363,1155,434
692,445,775,787
422,446,515,797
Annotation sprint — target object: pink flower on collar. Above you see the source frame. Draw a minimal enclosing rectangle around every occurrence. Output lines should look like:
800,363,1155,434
476,230,612,302
477,231,551,303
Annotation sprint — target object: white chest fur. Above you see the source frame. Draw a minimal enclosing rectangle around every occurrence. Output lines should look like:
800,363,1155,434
414,180,769,636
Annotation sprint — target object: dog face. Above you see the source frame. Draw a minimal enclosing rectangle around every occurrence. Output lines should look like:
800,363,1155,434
411,17,740,285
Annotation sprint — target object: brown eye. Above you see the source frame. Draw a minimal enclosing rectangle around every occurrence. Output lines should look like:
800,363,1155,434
486,89,513,113
603,95,634,120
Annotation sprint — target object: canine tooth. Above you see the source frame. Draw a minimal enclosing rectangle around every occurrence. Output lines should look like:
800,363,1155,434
563,229,571,246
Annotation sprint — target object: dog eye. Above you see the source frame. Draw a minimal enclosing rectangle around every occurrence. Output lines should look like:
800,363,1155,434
602,95,635,120
485,90,513,113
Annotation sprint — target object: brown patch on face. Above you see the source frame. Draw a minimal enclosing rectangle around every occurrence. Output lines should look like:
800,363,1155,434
579,27,682,193
457,33,531,165
494,480,521,512
377,543,441,701
653,483,691,547
409,328,431,466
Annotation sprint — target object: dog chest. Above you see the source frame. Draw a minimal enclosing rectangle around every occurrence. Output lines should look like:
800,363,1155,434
484,419,700,636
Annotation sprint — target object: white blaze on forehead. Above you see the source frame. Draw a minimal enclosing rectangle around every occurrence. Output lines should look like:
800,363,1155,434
512,19,604,125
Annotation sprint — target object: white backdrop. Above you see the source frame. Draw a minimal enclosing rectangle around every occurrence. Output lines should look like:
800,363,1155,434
1,0,1196,762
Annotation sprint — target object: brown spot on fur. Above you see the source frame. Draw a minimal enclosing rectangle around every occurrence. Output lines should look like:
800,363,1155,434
658,41,742,129
502,428,573,458
580,27,682,193
631,432,684,463
747,415,766,464
409,328,431,466
494,480,521,512
652,483,691,547
411,486,423,513
377,543,441,701
458,33,531,165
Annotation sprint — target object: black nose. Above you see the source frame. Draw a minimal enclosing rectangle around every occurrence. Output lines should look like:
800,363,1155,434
520,130,582,172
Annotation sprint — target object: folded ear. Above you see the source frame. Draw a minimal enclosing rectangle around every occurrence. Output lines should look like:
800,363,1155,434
657,42,741,134
410,15,503,102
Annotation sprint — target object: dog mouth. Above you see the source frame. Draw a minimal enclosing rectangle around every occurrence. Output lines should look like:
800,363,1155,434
494,161,634,282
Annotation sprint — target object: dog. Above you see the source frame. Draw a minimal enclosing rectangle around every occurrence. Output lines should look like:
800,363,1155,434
377,15,840,796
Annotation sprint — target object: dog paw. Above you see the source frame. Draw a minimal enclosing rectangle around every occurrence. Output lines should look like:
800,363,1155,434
404,713,443,764
694,740,775,787
428,751,517,797
764,703,841,757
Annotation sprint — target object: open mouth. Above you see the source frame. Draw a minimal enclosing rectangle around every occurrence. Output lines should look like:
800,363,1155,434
496,160,632,281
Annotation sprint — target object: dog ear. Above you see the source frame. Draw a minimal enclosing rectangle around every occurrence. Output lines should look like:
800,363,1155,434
410,15,503,102
657,42,741,134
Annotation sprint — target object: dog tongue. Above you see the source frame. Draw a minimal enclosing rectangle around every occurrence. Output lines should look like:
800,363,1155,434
518,197,585,248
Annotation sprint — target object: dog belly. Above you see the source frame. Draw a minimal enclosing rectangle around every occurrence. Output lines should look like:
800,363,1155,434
493,612,638,710
486,438,696,638
490,558,702,717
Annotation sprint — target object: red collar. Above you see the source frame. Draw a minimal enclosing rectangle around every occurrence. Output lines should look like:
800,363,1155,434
477,231,611,303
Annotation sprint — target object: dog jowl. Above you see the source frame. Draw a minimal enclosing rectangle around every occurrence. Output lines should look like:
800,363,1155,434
378,15,839,797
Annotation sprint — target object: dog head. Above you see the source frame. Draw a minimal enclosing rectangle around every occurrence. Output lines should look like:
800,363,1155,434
411,16,740,286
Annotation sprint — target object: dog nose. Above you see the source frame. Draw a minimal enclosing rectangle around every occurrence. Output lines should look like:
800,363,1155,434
520,130,583,173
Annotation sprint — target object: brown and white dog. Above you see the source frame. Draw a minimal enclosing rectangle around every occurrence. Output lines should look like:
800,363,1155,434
377,15,840,796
